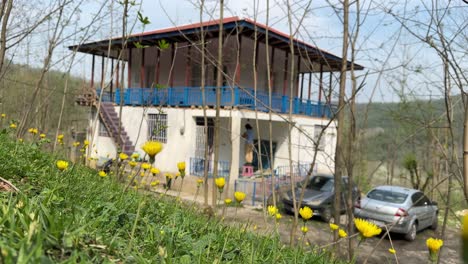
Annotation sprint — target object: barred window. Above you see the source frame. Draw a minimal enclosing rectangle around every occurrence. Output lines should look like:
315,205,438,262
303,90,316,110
314,125,326,150
148,114,167,143
99,118,109,137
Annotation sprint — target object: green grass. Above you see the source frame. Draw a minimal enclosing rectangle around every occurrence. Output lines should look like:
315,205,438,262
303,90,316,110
0,131,335,263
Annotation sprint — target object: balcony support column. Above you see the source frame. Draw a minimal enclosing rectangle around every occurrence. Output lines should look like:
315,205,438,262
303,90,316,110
307,72,312,100
296,55,301,98
110,58,114,96
229,115,241,184
269,47,275,90
235,36,242,84
282,52,288,96
319,64,324,104
328,72,333,103
128,48,132,88
91,54,95,88
155,48,161,86
185,45,192,86
101,55,105,89
169,43,176,87
140,48,145,88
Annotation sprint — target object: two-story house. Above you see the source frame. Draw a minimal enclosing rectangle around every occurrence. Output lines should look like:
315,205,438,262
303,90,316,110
70,16,362,183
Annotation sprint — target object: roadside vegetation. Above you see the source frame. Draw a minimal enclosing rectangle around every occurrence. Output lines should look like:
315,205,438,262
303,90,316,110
0,131,336,263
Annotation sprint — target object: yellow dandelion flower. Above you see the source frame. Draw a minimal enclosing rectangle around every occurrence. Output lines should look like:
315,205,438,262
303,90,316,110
329,223,339,231
234,191,246,203
9,123,16,129
72,142,80,147
119,152,128,161
18,138,23,143
196,178,203,187
224,198,232,205
39,133,46,139
141,141,163,159
131,153,139,160
215,177,225,190
338,229,347,238
165,173,173,179
150,180,160,186
151,167,160,176
175,172,180,178
140,171,145,177
354,218,382,238
56,160,69,171
141,162,151,170
426,237,443,253
28,128,38,135
177,161,186,171
389,248,396,254
299,206,313,220
1,113,5,118
57,134,64,140
98,171,107,177
268,205,278,216
129,161,137,168
301,226,308,234
275,213,282,220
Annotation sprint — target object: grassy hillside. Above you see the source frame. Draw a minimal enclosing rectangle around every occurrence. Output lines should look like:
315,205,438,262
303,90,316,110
0,131,335,263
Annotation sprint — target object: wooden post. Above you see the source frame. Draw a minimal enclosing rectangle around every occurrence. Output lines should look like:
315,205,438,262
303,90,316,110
101,55,105,88
128,48,132,88
235,36,242,84
185,45,192,86
282,52,288,95
318,64,324,103
270,47,275,88
91,54,95,88
307,72,312,100
296,55,301,98
155,48,161,86
140,48,145,87
169,43,176,87
300,73,305,100
116,59,120,89
110,58,114,95
328,72,333,103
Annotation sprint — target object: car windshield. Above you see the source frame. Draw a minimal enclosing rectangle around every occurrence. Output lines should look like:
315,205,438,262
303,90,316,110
367,189,408,204
307,176,334,192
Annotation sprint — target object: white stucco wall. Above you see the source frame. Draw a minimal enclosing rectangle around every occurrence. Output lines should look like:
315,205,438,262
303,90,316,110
90,106,336,181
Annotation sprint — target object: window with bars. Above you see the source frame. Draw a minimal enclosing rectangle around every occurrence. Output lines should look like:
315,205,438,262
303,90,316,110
314,125,326,151
99,118,109,137
147,114,167,143
195,117,214,158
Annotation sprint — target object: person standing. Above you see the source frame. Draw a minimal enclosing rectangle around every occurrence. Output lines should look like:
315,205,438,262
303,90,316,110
242,124,254,164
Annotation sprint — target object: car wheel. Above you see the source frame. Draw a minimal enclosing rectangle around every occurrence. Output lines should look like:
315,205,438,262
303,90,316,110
321,207,334,223
404,222,417,241
430,213,438,230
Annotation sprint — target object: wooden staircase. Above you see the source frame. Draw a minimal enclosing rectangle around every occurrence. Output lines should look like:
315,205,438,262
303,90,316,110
98,102,135,155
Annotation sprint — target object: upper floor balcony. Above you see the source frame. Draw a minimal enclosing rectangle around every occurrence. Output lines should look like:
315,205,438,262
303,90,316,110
97,86,334,119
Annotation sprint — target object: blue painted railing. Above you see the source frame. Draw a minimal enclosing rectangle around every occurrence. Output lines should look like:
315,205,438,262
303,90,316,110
189,157,230,178
97,87,334,118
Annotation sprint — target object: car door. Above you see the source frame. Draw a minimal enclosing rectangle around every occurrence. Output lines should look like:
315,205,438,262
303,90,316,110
411,192,432,228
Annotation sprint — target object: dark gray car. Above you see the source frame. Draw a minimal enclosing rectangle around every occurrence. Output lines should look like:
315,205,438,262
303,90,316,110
354,185,438,241
278,174,359,222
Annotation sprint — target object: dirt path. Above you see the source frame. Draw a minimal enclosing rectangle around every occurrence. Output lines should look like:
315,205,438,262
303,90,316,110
224,206,461,264
153,179,462,264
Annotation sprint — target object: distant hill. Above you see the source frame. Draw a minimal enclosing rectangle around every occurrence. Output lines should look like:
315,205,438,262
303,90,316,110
0,63,88,138
355,96,464,162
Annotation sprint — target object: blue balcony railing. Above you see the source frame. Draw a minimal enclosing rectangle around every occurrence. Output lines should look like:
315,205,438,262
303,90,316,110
96,86,334,118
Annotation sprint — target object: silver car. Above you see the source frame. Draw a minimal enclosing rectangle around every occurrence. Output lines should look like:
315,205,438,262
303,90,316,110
354,186,438,241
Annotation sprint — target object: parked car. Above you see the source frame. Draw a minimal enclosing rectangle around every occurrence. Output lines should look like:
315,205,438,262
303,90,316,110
271,174,359,222
354,185,438,241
